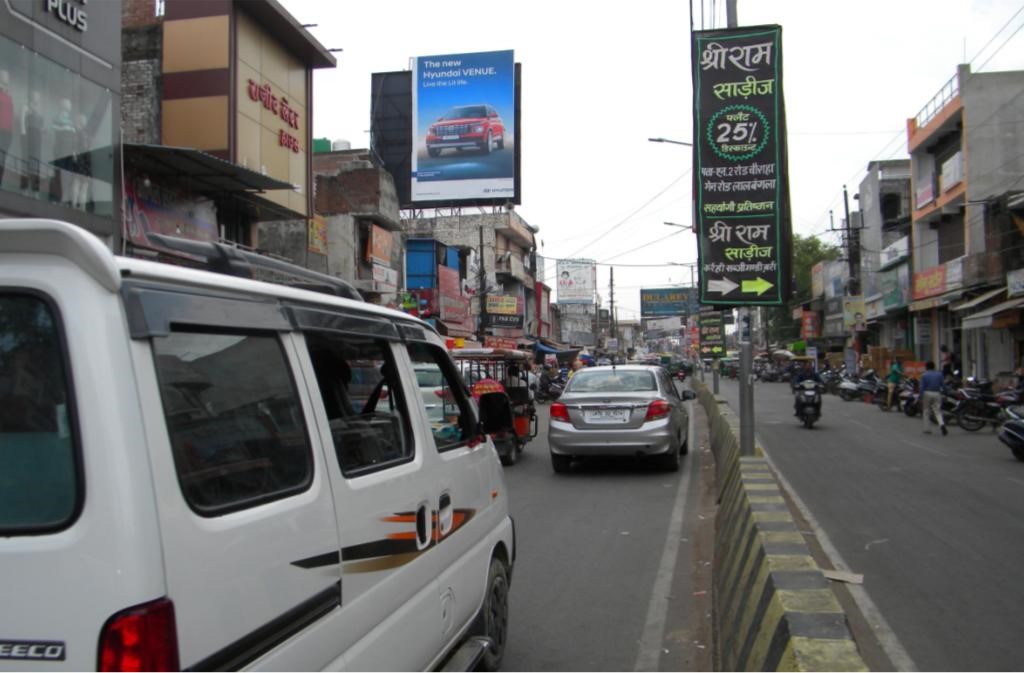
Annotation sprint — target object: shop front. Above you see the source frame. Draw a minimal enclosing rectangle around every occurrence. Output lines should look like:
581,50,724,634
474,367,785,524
0,0,121,245
123,0,334,258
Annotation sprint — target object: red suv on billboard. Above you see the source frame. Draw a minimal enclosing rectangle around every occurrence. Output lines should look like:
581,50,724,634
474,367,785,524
426,104,505,157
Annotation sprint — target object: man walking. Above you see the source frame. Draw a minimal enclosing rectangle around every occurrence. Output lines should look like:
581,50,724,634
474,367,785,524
920,360,947,435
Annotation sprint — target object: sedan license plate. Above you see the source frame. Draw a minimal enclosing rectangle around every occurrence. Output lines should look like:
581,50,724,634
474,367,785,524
584,408,629,423
442,135,460,140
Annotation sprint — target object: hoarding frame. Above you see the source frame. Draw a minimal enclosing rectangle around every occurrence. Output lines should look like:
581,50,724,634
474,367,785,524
370,63,522,209
691,25,792,307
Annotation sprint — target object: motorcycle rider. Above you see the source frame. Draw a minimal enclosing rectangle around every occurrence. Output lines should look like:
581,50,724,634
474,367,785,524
792,360,823,417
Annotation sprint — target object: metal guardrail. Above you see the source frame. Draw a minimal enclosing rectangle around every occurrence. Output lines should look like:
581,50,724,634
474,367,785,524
915,73,959,129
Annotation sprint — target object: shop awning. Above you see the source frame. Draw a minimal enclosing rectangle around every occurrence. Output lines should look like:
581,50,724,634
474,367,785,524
961,297,1024,330
909,290,963,312
951,286,1006,311
125,144,294,194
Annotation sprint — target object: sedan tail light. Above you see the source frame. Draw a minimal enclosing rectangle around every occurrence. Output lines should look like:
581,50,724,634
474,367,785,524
550,402,570,422
645,399,672,421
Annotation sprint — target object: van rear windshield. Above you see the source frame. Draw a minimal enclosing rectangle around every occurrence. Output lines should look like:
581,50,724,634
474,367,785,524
0,293,80,533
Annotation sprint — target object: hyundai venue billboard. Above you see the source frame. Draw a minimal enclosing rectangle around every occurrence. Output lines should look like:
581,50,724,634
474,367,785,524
412,50,516,203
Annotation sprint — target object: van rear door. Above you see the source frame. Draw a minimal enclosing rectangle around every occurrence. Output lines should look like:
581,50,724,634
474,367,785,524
131,307,344,670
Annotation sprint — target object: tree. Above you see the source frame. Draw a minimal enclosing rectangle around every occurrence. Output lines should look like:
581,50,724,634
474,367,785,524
765,234,842,344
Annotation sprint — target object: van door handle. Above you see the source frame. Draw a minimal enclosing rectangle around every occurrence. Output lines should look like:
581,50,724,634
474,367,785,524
416,502,430,549
438,492,454,538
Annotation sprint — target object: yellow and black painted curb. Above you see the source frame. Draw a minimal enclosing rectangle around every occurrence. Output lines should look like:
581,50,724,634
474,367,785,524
694,381,868,672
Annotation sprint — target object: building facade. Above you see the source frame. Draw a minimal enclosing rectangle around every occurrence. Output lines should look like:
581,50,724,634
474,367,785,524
120,0,334,260
907,63,1024,377
0,0,123,246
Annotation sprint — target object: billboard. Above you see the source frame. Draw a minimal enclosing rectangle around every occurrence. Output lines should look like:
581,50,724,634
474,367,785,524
371,63,522,209
641,287,700,317
692,25,792,306
556,260,596,304
412,50,516,203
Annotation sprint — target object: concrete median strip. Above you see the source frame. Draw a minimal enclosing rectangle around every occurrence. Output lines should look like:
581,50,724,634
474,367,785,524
696,381,868,672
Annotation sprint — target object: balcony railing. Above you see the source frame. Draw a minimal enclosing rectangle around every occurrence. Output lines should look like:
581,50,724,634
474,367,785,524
915,73,959,130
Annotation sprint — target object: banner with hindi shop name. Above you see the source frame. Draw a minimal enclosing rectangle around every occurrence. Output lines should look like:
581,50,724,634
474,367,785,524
698,311,725,357
692,25,792,306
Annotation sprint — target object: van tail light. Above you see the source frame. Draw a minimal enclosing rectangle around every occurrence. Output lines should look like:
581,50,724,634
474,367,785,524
99,598,179,672
550,402,570,422
645,399,672,421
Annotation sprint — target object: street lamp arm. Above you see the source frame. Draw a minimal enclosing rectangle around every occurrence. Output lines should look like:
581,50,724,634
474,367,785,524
648,137,693,147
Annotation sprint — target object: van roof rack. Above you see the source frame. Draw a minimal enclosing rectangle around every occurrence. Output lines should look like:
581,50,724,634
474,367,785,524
145,233,364,301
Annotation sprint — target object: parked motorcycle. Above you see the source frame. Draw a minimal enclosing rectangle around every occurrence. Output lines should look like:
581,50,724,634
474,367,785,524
955,378,1022,432
794,379,824,428
997,405,1024,461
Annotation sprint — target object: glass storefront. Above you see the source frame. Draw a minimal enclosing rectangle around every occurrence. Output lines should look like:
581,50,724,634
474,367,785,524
0,34,114,215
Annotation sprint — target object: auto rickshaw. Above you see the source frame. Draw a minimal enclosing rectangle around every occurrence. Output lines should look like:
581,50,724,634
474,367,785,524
450,348,538,466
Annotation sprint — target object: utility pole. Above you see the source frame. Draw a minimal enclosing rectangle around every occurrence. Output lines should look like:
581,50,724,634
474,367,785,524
609,266,617,342
477,225,487,344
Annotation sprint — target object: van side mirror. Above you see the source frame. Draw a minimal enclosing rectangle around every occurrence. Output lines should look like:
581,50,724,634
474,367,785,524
477,391,513,434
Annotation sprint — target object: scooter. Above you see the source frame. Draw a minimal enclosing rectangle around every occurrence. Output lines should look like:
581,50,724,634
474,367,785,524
997,405,1024,461
535,379,564,403
794,379,824,428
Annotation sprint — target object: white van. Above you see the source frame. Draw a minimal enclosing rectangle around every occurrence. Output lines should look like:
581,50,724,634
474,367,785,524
0,220,515,671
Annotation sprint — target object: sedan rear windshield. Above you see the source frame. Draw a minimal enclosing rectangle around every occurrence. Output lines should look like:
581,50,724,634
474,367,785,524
442,106,488,120
0,293,79,533
569,370,657,393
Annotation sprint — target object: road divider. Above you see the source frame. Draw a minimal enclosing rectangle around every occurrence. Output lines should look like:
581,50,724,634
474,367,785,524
695,381,868,671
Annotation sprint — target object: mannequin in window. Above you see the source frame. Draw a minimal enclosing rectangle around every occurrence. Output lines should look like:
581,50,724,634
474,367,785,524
71,112,91,210
0,70,12,188
50,98,76,204
20,90,43,194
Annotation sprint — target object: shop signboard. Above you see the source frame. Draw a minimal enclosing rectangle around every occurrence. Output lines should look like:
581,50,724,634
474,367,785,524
485,295,519,315
843,296,866,331
692,25,792,306
825,296,843,318
438,265,471,328
879,236,910,270
824,315,845,338
483,313,524,329
800,311,820,339
412,50,516,203
366,224,394,265
641,287,700,317
824,261,846,299
913,265,947,300
881,264,911,309
556,259,596,304
811,261,824,298
1008,268,1024,298
698,311,725,356
308,215,328,255
371,264,398,293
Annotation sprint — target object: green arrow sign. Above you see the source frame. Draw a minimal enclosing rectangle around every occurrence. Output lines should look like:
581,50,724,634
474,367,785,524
742,277,774,296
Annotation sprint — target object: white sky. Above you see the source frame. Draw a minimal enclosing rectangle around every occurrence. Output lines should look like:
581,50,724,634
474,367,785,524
280,0,1024,322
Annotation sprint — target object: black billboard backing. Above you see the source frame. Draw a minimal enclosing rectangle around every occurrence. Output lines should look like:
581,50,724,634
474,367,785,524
691,25,792,307
370,64,522,209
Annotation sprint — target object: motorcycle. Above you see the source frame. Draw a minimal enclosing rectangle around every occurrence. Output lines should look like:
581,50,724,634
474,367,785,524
535,378,564,403
838,369,878,402
997,405,1024,461
955,378,1022,432
794,379,824,428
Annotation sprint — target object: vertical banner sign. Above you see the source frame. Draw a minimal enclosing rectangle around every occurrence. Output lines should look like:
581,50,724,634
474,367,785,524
698,311,725,357
692,25,792,306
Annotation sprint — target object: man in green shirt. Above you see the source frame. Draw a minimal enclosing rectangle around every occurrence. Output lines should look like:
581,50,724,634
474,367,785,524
886,358,903,411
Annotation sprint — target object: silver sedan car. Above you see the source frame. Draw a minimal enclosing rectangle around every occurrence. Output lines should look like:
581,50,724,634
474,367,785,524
548,365,695,472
